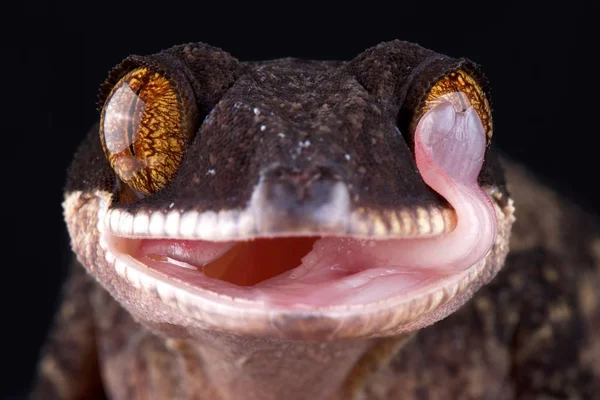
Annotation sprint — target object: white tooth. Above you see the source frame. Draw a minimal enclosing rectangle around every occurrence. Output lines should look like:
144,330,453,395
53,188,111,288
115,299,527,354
429,207,445,234
164,211,181,237
114,258,127,277
416,207,431,235
125,264,142,289
156,280,174,303
110,210,120,233
217,211,238,238
442,208,457,232
139,272,155,292
386,210,401,235
97,213,105,234
196,211,217,239
399,210,414,235
103,210,111,231
98,233,108,251
237,211,256,237
148,212,165,236
179,212,199,238
133,213,150,235
372,217,387,237
349,209,370,237
105,250,116,265
119,212,134,235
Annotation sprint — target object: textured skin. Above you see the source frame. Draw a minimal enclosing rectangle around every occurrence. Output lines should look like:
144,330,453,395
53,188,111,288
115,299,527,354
33,41,599,399
34,161,600,399
67,41,508,216
32,263,106,400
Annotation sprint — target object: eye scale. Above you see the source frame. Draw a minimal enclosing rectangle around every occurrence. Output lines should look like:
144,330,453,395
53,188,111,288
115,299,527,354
100,67,187,195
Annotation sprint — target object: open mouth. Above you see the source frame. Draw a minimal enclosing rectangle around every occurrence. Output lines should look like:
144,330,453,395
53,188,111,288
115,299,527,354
107,234,455,307
101,95,498,310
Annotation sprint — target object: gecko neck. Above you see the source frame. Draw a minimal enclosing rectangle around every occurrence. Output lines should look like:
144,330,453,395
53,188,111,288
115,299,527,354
166,332,395,400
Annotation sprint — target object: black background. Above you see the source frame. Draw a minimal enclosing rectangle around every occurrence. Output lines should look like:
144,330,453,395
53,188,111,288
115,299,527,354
9,0,599,397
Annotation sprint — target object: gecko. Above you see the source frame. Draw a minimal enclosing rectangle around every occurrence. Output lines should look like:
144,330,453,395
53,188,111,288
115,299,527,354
32,40,600,399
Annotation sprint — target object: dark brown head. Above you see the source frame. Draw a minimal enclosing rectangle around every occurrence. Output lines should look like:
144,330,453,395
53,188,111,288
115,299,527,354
64,40,515,340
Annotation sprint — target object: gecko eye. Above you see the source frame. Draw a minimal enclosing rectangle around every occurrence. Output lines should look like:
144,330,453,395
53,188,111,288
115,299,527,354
411,69,493,142
100,67,195,195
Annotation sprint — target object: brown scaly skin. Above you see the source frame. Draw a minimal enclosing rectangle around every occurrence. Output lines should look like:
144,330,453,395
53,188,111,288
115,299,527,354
33,161,600,399
33,41,599,399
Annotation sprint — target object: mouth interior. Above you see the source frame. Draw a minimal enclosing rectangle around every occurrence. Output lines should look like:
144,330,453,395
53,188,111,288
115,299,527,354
147,237,320,286
111,234,454,307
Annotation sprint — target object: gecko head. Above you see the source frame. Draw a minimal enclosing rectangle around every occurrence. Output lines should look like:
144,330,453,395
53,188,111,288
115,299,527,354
64,40,515,340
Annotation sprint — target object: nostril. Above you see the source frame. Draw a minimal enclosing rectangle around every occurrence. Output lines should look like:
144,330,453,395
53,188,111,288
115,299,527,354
268,166,293,180
250,164,350,233
285,170,320,187
267,178,329,203
264,165,341,186
261,165,343,204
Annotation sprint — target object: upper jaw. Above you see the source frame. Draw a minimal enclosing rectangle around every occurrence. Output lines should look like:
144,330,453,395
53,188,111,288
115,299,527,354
62,185,512,341
104,178,457,242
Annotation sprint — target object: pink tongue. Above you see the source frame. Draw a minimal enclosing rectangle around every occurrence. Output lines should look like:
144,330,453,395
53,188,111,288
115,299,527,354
300,92,497,275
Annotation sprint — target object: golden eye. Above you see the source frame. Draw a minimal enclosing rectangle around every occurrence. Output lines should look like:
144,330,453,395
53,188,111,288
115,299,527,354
100,67,192,195
413,69,493,142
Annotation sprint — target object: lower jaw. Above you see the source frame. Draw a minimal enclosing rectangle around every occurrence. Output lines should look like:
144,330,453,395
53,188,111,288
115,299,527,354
108,234,468,308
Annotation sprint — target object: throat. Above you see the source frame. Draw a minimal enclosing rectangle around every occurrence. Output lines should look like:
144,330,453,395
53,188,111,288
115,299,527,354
140,237,319,286
202,237,319,286
168,332,379,400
